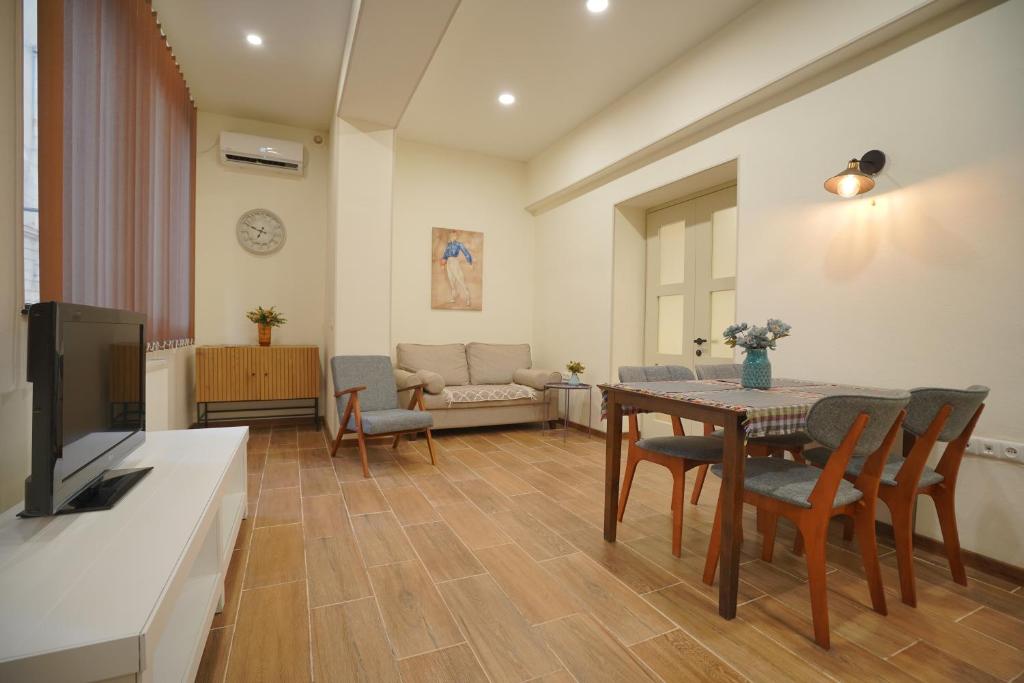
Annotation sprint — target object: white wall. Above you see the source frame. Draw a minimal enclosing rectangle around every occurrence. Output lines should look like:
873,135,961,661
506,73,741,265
530,2,1024,566
391,139,535,348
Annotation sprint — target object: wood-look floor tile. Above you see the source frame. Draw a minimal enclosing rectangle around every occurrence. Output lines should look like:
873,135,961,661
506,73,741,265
630,629,744,682
255,486,301,528
473,543,580,624
889,554,1024,622
196,626,232,683
368,560,464,658
235,515,253,552
433,456,478,482
475,466,536,496
244,524,305,589
266,447,298,464
960,606,1024,649
311,597,399,682
397,643,489,683
297,430,326,449
888,640,1000,682
342,480,390,515
351,512,416,566
626,535,764,604
514,467,578,500
306,534,373,607
247,474,262,503
301,494,349,540
405,521,485,582
369,460,414,488
415,474,468,506
540,614,659,681
333,452,371,481
435,502,510,549
453,478,513,514
439,573,562,683
510,493,593,536
268,428,298,448
300,466,339,498
542,552,673,646
246,450,267,476
382,485,438,525
561,528,678,594
489,510,576,561
450,448,498,470
212,549,246,628
226,580,310,682
262,461,300,489
298,446,331,469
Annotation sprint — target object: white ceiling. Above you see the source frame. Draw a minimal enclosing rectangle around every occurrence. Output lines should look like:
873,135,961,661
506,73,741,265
399,0,760,161
152,0,352,131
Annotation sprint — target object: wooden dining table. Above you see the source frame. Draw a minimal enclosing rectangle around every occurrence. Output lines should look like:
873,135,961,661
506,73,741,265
600,378,902,619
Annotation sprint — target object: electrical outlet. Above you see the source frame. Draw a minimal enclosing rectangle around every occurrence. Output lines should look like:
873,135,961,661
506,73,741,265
967,436,1024,464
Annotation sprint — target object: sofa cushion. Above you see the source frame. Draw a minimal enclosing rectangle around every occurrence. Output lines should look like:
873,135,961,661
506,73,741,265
396,343,469,386
467,343,531,384
348,408,433,435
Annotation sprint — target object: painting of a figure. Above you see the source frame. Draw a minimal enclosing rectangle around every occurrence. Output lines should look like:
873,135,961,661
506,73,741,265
431,227,483,310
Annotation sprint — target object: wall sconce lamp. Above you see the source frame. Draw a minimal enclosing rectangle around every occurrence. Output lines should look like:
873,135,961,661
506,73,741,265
824,149,886,198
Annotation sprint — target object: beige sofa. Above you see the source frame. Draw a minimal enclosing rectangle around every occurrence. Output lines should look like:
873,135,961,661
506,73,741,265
393,343,561,430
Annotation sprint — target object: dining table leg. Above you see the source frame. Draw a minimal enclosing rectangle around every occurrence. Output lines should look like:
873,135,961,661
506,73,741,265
603,395,623,542
719,413,745,619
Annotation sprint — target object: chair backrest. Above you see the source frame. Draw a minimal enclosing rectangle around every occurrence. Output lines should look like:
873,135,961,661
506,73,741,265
905,385,989,442
618,365,695,382
806,393,911,456
695,364,740,380
331,355,400,415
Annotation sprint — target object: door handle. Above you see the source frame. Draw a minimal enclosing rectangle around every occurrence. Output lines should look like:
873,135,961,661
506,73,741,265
693,338,707,345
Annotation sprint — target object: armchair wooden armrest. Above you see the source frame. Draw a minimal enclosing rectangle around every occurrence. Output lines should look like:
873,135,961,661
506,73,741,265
334,385,367,398
405,383,428,410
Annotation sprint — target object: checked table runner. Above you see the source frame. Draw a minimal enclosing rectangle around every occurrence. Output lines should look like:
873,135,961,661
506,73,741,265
600,378,905,438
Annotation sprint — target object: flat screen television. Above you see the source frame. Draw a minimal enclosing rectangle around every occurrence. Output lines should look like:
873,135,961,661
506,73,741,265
21,302,151,517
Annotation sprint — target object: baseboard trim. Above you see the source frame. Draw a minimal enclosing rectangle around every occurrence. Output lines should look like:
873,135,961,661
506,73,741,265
873,520,1024,586
191,415,323,430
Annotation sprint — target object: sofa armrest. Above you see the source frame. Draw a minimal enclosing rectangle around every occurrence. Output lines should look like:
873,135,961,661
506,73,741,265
395,367,445,395
513,368,562,391
394,368,420,391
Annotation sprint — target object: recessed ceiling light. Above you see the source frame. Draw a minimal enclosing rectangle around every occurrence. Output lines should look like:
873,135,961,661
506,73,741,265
498,92,516,106
246,33,263,46
586,0,609,13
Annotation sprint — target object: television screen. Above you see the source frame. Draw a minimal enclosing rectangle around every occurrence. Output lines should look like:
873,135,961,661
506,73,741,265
57,320,144,487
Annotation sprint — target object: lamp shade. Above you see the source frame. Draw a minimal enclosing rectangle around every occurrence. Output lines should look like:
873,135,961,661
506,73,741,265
824,159,876,198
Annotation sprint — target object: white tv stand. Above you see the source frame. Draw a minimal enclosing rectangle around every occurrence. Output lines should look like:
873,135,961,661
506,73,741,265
0,427,248,682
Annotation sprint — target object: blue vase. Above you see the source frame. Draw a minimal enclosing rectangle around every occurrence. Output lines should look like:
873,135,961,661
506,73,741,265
741,349,772,389
568,373,580,386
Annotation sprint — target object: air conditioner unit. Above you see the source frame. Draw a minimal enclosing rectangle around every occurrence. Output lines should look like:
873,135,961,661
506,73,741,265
219,131,304,175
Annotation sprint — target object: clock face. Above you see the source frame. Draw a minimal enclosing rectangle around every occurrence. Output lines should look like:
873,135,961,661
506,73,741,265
236,208,286,255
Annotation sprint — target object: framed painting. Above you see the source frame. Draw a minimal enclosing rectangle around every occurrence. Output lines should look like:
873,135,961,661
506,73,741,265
431,227,483,310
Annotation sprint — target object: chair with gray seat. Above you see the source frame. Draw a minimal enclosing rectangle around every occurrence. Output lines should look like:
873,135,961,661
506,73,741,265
703,392,910,649
329,355,436,477
803,385,988,606
616,365,723,556
690,363,814,506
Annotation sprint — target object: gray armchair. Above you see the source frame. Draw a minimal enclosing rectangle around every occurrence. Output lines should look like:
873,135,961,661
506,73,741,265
329,355,436,477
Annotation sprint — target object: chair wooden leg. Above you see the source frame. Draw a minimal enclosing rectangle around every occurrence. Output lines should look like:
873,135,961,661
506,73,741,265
355,429,370,478
930,487,967,586
424,429,437,466
802,524,831,650
616,452,640,522
791,446,806,464
330,426,345,459
841,515,855,542
671,468,685,558
703,492,724,584
792,529,804,556
889,500,918,607
689,464,708,506
391,434,402,449
761,512,778,562
854,509,887,615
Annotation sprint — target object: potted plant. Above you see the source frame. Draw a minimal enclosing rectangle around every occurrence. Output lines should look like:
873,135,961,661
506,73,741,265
723,318,791,389
246,306,287,347
565,360,586,386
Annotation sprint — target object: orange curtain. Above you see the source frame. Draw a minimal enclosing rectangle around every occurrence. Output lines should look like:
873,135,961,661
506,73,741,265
39,0,195,347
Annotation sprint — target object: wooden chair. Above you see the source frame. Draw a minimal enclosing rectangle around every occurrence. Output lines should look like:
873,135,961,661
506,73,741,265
703,393,910,649
329,355,436,477
616,365,723,556
803,385,988,606
691,363,814,505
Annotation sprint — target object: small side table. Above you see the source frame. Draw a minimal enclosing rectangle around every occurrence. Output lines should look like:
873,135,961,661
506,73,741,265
545,382,593,444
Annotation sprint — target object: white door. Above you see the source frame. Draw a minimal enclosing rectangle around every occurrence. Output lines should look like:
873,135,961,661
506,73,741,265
643,186,738,434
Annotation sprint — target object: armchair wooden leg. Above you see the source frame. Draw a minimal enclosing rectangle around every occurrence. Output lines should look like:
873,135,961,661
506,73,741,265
355,429,370,478
854,508,887,615
671,467,685,558
889,500,917,607
930,486,967,586
424,429,437,466
331,402,354,459
391,434,402,449
690,464,708,506
330,426,345,459
616,452,640,522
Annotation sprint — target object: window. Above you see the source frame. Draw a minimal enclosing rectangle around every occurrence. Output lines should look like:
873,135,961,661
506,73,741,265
23,0,38,305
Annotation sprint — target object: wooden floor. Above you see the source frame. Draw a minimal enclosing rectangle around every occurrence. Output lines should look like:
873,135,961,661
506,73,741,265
197,423,1024,682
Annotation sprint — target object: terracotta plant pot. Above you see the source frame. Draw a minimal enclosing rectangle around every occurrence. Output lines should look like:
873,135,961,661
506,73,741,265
257,324,272,347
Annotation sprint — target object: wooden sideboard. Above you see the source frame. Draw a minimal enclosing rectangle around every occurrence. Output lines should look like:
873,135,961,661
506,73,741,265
195,345,321,426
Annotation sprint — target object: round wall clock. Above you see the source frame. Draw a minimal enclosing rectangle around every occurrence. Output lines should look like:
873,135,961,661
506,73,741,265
236,208,286,255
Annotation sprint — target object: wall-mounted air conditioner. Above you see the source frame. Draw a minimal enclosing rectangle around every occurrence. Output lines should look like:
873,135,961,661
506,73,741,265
219,132,304,175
